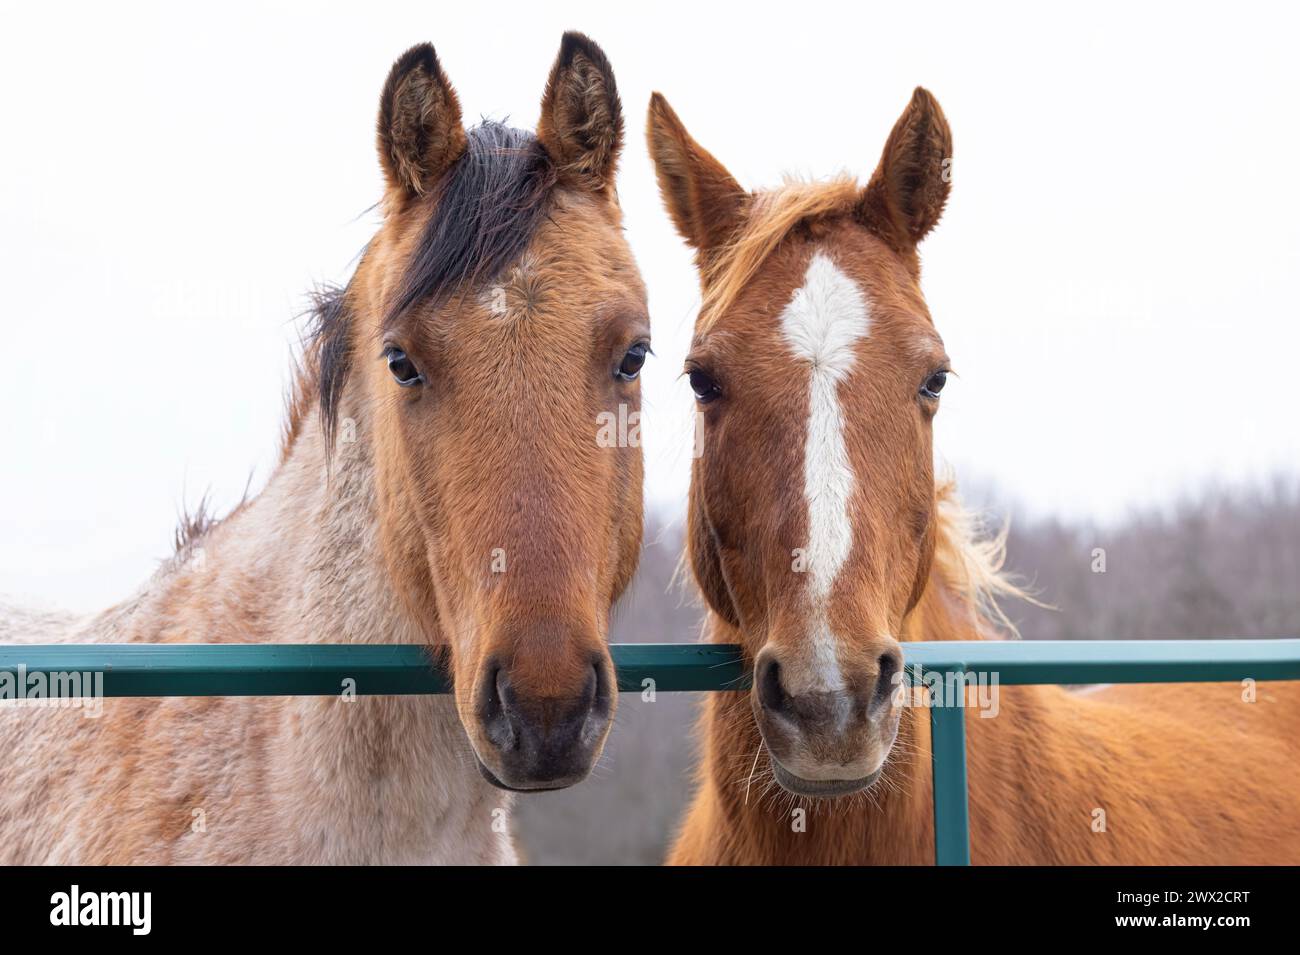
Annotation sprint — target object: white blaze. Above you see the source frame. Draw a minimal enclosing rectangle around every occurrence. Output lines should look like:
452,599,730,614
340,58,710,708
779,252,870,691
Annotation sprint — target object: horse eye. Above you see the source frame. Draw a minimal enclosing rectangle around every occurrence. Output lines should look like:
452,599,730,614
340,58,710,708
689,369,722,404
617,342,650,382
920,370,948,400
385,348,423,387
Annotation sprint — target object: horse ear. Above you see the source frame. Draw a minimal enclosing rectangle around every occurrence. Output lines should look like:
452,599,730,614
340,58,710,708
537,32,623,194
858,87,952,252
377,44,467,199
646,93,749,263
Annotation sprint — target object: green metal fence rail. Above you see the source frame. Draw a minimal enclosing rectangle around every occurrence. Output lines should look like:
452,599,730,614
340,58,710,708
4,638,1299,865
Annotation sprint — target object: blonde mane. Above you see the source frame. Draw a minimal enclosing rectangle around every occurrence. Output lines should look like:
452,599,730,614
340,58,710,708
930,476,1037,639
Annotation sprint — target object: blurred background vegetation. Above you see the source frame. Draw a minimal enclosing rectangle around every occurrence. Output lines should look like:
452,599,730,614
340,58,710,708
514,475,1300,864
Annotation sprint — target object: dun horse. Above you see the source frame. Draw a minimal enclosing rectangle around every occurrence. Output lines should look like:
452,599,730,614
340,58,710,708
648,90,1300,864
0,33,649,864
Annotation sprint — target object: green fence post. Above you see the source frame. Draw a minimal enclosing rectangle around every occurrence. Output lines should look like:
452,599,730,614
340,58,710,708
930,697,971,865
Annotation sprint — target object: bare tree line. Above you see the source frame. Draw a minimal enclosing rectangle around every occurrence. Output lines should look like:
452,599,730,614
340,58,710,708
996,475,1300,641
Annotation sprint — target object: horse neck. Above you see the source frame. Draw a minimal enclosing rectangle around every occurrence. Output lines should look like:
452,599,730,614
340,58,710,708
86,391,514,863
110,390,422,648
694,564,980,864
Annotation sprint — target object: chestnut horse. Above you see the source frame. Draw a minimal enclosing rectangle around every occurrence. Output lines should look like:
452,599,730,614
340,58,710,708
648,89,1300,864
0,33,649,864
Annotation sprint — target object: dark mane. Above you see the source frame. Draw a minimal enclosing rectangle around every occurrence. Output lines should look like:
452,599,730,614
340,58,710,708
279,282,352,458
387,121,557,324
286,121,557,454
171,479,253,556
173,491,218,554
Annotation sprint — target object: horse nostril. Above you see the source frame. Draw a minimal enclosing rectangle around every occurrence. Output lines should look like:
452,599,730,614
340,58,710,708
582,662,599,708
577,661,612,746
756,656,789,716
871,649,903,714
477,661,517,751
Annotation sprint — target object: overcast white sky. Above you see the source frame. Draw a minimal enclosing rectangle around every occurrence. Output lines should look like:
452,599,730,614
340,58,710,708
2,1,1298,611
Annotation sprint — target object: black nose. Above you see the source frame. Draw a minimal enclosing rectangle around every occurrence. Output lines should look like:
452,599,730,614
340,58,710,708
475,658,612,791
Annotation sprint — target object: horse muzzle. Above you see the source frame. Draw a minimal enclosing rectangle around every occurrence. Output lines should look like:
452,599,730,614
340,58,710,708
752,644,901,798
472,653,614,791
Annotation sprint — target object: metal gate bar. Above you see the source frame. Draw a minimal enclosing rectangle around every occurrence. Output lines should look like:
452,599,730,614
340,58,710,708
4,638,1298,865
